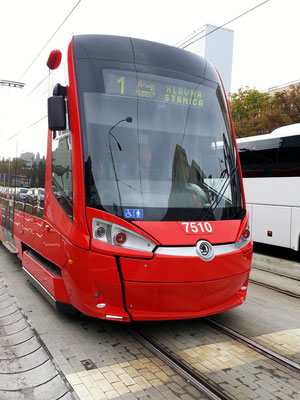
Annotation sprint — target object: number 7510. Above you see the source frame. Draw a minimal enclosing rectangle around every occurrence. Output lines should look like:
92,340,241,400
181,222,213,234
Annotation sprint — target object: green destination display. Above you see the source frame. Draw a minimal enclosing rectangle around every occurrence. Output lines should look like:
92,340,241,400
103,69,205,108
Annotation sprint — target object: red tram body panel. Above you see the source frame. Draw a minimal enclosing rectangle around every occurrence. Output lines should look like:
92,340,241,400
0,35,252,321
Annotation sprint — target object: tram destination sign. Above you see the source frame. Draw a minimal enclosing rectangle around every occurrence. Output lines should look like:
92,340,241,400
103,69,209,108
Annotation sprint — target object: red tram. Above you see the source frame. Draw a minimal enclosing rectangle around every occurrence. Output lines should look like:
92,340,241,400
0,35,252,321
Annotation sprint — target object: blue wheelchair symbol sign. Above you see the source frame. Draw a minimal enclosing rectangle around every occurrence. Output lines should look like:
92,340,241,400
124,209,143,219
124,209,134,218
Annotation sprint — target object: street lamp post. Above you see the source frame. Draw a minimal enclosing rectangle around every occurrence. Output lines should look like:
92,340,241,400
0,80,25,89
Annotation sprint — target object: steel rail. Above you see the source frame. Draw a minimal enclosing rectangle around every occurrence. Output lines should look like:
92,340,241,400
251,266,300,282
249,279,300,299
127,327,230,400
204,318,300,372
128,314,300,400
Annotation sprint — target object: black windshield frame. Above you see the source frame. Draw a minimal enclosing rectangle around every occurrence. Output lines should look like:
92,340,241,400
73,41,243,222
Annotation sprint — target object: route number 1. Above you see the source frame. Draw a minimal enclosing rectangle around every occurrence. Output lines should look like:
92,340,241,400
117,76,125,94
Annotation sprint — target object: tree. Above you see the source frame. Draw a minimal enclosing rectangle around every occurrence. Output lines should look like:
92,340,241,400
273,84,300,124
229,87,271,122
37,157,46,188
229,84,300,138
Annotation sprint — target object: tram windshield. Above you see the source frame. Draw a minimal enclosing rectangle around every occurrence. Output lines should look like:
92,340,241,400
76,62,243,221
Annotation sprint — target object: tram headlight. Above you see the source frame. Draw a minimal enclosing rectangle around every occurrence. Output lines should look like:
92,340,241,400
237,225,252,253
242,227,250,240
92,218,156,253
95,226,106,238
114,232,127,245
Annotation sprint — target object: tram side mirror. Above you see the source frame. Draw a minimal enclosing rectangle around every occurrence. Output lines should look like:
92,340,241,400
48,96,66,131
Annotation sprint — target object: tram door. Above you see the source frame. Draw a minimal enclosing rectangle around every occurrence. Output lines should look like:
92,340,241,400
1,188,17,253
0,137,18,253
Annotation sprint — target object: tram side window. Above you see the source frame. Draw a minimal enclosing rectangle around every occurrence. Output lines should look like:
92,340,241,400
238,138,279,178
276,135,300,176
52,120,73,220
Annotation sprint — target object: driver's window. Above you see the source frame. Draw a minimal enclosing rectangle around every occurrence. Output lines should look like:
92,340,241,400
52,102,73,220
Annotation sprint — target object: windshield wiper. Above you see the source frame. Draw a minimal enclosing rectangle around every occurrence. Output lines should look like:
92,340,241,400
201,165,238,221
108,117,133,217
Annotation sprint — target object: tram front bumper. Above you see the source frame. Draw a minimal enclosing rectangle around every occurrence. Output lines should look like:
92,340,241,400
119,248,252,321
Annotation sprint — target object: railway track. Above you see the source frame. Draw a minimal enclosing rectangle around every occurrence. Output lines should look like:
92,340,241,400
249,264,300,299
249,279,300,299
251,266,300,282
204,317,300,372
128,318,300,400
128,326,227,400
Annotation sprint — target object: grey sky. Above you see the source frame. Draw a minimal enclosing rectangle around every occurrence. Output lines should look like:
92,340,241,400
0,0,299,94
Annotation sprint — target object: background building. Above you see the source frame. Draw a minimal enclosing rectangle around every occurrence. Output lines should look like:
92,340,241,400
262,79,300,96
177,25,234,96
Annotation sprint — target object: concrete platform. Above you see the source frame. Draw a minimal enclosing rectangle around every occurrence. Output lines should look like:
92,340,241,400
0,276,77,400
0,243,299,400
0,246,205,400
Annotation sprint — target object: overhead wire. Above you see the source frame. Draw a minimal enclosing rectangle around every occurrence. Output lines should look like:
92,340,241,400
26,74,49,98
6,116,47,142
176,28,206,49
19,0,82,80
179,0,271,50
5,0,82,142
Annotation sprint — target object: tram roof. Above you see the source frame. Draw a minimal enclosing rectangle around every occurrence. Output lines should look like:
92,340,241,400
72,34,219,83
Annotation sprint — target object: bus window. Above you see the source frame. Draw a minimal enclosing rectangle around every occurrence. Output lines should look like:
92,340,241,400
275,135,300,176
238,138,280,178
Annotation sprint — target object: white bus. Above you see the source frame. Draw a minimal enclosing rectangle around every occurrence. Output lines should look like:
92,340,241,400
237,123,300,251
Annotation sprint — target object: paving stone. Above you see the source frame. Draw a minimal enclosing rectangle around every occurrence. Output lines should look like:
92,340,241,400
257,380,278,393
106,389,121,398
239,376,259,390
128,383,143,393
103,371,120,383
206,372,226,384
140,368,157,380
144,386,165,399
0,325,33,347
80,374,98,389
124,366,140,378
289,378,300,388
119,373,136,386
110,364,127,375
89,368,105,381
179,395,196,400
274,392,298,400
167,382,186,395
233,394,255,400
1,335,40,359
134,376,153,390
221,383,243,396
113,381,131,395
0,272,75,400
121,393,139,400
0,345,49,373
254,387,277,399
30,374,73,400
185,385,202,398
161,389,181,400
227,369,243,379
3,246,300,400
60,363,77,376
73,383,91,398
238,385,258,399
97,378,114,392
256,373,278,385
